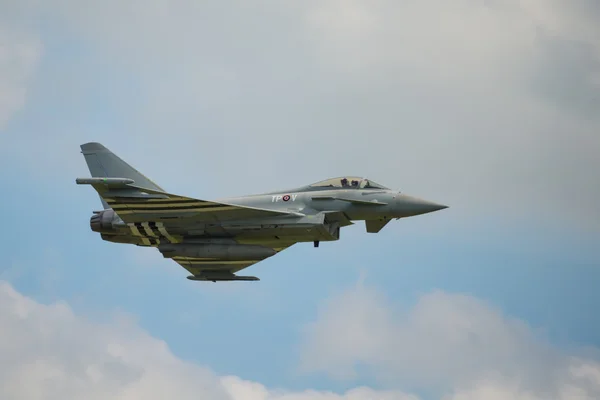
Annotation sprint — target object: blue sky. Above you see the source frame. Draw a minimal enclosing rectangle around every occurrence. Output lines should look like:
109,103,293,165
1,1,599,399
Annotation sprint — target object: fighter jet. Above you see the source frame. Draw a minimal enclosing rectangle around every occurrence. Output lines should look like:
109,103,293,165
76,142,448,282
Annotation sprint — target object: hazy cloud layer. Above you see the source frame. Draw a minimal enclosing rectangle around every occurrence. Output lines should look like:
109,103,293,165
0,280,419,400
300,280,600,399
2,279,599,399
0,0,598,229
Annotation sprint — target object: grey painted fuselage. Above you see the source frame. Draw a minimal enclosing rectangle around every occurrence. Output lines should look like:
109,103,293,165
221,189,446,223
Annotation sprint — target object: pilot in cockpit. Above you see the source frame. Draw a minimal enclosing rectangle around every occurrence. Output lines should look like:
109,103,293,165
340,178,349,187
351,180,359,187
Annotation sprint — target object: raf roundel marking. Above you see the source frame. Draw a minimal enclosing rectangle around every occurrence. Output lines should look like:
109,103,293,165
283,194,291,202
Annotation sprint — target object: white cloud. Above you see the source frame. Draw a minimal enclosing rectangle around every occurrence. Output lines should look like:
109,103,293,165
300,281,600,399
0,279,417,400
222,376,418,400
2,277,599,400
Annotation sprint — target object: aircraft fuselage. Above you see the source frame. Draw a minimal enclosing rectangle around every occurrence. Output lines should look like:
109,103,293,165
94,187,446,248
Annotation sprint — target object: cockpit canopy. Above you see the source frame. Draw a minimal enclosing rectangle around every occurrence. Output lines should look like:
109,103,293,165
309,176,389,190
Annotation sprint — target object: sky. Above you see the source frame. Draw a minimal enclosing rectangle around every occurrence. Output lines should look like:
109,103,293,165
0,0,599,399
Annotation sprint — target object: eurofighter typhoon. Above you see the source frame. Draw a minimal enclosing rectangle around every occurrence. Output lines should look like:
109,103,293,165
77,142,448,282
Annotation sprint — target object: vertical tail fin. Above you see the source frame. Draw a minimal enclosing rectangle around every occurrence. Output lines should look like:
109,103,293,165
80,142,165,192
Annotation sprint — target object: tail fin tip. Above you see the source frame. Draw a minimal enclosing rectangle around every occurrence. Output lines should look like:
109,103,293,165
81,142,107,153
78,141,165,192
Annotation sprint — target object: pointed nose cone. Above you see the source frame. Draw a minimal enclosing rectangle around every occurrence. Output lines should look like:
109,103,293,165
422,201,448,213
395,194,449,217
413,199,448,215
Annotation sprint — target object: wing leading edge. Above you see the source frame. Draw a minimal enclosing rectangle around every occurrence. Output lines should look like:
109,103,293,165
99,187,299,224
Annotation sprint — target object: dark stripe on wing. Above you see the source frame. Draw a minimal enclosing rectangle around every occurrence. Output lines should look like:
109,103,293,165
109,200,218,207
112,204,232,212
105,198,199,204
